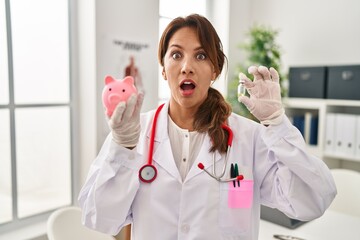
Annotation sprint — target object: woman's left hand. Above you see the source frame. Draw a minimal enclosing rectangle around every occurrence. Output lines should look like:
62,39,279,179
238,65,284,125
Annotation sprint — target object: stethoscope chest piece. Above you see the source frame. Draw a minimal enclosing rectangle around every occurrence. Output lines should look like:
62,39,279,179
139,164,157,183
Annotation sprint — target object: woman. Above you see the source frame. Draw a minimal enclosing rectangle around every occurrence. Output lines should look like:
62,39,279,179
79,14,336,239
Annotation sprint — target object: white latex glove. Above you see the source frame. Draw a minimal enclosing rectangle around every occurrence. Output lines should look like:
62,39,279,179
238,66,284,125
134,72,145,95
108,93,144,148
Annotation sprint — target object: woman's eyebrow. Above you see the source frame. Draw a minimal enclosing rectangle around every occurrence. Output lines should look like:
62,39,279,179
169,44,204,51
169,44,183,49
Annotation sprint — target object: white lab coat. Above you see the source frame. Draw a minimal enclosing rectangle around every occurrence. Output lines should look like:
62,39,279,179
78,102,336,240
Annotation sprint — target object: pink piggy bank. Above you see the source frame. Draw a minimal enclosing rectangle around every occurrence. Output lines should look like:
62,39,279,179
102,75,138,117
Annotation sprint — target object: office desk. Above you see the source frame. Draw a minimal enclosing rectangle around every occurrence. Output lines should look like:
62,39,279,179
259,210,360,240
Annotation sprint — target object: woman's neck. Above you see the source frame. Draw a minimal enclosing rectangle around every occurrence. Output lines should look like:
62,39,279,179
168,102,197,131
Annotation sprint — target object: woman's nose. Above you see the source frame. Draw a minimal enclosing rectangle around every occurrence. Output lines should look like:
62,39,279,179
181,57,194,74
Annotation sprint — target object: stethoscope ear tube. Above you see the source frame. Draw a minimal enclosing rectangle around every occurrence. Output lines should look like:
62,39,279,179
198,124,243,183
198,163,243,182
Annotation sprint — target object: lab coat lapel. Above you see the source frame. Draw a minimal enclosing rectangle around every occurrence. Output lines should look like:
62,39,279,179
152,138,182,183
148,102,182,183
184,135,222,183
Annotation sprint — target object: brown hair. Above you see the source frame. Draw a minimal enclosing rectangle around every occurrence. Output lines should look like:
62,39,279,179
158,14,232,153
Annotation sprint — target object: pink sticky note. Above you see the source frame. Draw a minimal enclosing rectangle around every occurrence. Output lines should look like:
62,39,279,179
228,180,254,209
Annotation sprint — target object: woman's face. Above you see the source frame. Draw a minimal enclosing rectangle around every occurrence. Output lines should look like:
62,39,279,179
162,27,216,112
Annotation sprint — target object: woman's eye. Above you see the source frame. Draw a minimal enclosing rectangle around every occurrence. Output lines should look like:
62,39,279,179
196,53,207,60
171,52,182,59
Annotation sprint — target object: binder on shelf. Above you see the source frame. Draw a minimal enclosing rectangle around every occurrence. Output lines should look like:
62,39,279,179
309,115,319,145
292,115,305,138
334,114,357,157
324,113,336,153
304,112,319,145
304,113,311,144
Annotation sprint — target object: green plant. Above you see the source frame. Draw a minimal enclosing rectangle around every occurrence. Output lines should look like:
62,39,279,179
227,24,286,120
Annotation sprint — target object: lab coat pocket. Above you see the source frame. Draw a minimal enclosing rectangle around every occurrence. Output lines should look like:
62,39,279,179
219,180,254,234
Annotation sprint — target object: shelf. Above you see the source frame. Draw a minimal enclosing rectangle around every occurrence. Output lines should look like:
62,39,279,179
325,99,360,107
283,98,360,166
283,98,327,109
283,98,360,107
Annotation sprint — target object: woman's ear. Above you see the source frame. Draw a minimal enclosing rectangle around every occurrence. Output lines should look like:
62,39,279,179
162,68,167,80
211,65,217,80
211,71,217,81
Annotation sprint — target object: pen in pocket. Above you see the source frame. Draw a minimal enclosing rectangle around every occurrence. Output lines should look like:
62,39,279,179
230,163,243,188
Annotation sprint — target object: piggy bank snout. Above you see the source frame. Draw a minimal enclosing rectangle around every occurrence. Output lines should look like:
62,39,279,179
108,93,123,104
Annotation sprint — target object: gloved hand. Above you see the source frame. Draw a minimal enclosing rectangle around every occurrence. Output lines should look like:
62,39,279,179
108,92,144,148
238,66,284,125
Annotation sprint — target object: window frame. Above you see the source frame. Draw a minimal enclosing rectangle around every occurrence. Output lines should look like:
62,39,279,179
0,0,75,233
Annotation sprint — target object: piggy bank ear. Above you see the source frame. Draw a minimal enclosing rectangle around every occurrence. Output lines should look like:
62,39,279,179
105,76,115,85
123,76,135,85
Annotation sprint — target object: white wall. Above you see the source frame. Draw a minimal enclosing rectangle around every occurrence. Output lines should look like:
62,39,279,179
227,0,252,86
227,0,360,78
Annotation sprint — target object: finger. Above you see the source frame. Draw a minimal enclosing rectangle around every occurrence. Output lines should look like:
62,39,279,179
269,67,280,83
122,94,138,121
239,73,255,88
258,66,271,80
248,66,263,81
133,92,144,117
134,72,145,93
238,96,255,111
111,101,126,125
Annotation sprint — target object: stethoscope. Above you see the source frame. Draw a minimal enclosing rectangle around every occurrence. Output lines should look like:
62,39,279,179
139,103,243,183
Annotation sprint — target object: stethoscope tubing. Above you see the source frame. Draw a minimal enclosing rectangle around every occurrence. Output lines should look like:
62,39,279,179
139,103,242,183
199,155,244,183
147,103,164,165
201,167,243,182
197,125,243,183
212,134,231,179
138,103,164,183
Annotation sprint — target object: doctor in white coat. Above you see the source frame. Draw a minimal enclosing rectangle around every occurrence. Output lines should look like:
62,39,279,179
79,14,337,240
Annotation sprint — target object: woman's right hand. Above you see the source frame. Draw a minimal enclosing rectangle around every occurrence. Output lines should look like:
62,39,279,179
238,66,284,125
108,92,144,148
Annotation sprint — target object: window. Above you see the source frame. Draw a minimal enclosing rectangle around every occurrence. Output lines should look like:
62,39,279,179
0,0,72,229
158,0,208,103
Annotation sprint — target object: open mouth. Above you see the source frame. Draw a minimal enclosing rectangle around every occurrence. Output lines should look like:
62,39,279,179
180,81,196,90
